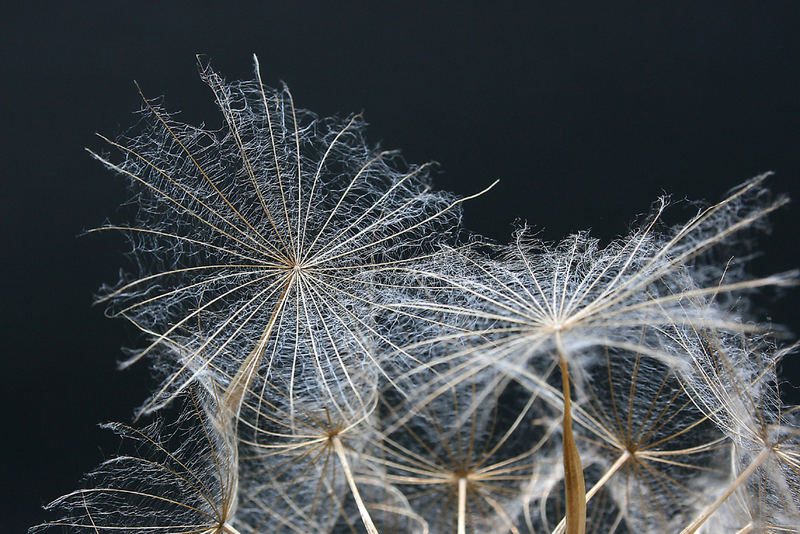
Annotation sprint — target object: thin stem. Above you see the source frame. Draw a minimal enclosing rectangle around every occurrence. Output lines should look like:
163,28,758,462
680,446,771,534
332,436,379,534
556,333,586,534
586,450,630,502
458,476,468,534
222,523,242,534
552,450,631,534
223,278,292,417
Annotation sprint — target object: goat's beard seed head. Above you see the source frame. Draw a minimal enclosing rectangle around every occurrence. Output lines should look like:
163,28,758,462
31,55,800,534
92,55,464,417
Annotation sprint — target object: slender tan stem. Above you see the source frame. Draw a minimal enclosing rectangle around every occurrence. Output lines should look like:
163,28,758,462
735,524,754,534
223,279,291,417
556,334,586,534
458,477,468,534
552,450,631,534
587,450,630,501
332,436,379,534
680,447,771,534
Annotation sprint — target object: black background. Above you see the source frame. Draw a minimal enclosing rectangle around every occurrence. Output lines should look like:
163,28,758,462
3,2,799,531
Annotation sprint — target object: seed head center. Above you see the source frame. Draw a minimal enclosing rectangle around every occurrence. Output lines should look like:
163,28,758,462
453,468,471,480
288,262,306,275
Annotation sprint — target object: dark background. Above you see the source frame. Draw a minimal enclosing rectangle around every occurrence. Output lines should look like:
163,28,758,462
3,2,799,531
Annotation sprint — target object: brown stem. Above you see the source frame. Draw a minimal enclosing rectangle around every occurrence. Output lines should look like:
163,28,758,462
556,333,586,534
553,450,630,534
223,278,292,417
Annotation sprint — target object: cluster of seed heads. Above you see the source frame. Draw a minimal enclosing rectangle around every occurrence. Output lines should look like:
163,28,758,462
33,56,800,534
